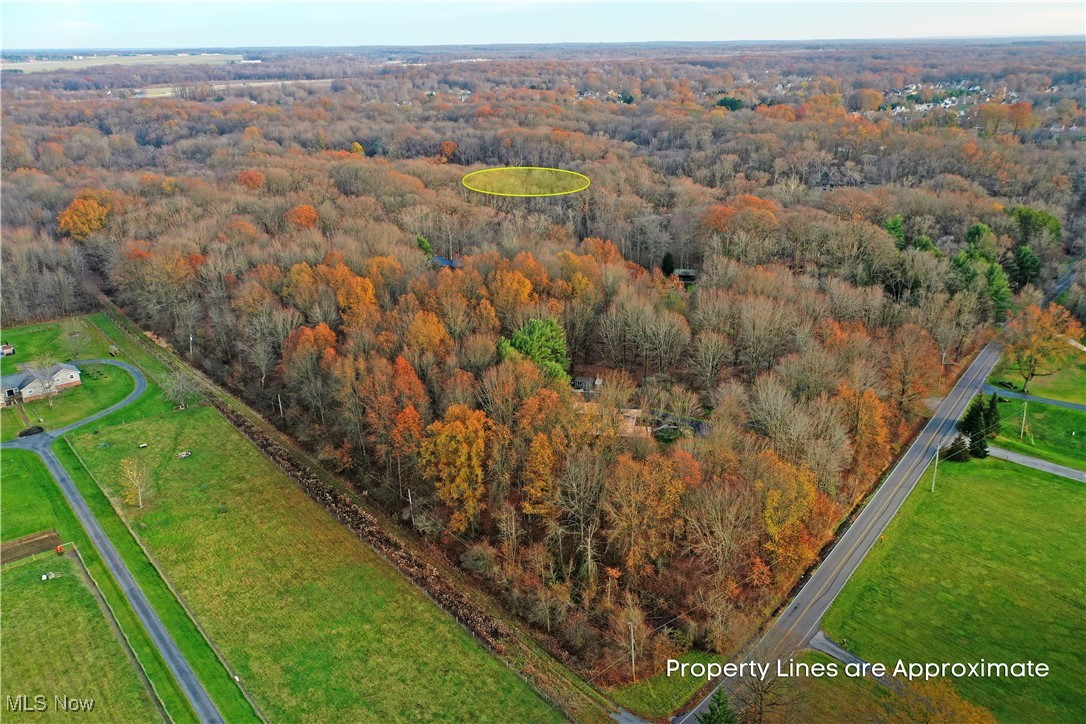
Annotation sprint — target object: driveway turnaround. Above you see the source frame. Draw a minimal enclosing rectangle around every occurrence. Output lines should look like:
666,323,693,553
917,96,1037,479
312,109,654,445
2,359,224,724
988,446,1086,482
676,343,1005,723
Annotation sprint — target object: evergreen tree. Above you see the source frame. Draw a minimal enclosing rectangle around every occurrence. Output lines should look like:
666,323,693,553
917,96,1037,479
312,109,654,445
661,251,676,276
697,689,739,724
969,431,989,458
958,396,986,440
942,435,971,462
984,392,1002,440
1005,245,1041,291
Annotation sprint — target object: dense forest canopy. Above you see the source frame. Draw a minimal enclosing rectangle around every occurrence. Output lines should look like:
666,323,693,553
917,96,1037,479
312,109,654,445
3,40,1083,682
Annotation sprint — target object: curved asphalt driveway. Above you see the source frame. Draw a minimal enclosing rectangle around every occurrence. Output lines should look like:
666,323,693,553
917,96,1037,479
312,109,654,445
2,359,224,724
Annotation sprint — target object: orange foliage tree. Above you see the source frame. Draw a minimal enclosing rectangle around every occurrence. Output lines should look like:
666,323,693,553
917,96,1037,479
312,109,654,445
1004,303,1084,393
236,170,266,190
285,204,319,229
421,404,492,533
836,383,892,494
57,196,109,240
521,432,556,518
604,450,701,574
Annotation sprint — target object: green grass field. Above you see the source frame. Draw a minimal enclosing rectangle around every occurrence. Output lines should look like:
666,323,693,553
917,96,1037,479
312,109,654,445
989,353,1086,406
53,440,259,721
67,405,559,721
823,457,1085,722
993,398,1086,472
0,318,112,375
0,556,162,721
0,449,196,722
2,450,61,542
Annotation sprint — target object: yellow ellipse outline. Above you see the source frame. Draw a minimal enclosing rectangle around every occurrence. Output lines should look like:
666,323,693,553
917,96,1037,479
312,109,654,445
461,166,590,197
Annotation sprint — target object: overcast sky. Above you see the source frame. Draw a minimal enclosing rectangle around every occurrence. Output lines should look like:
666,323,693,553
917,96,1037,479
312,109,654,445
3,1,1083,50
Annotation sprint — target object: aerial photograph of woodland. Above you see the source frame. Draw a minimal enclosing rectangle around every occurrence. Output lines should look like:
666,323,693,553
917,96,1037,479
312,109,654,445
0,1,1083,723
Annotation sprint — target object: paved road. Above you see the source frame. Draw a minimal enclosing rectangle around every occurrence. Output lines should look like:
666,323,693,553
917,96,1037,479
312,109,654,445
676,342,1005,722
988,446,1086,482
981,384,1086,412
2,359,224,724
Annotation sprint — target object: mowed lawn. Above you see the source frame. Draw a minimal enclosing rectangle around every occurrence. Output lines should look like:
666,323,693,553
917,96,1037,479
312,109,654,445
0,318,112,376
823,457,1085,722
1,449,59,542
989,352,1086,406
993,398,1086,472
68,405,559,722
1,318,129,441
0,556,161,722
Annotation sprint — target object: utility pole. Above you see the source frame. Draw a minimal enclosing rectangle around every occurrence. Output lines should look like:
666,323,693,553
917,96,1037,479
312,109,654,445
931,448,940,492
629,621,636,680
1019,401,1028,439
189,334,193,357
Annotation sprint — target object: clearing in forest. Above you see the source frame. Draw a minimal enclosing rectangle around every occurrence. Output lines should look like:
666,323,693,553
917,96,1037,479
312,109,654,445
462,166,590,196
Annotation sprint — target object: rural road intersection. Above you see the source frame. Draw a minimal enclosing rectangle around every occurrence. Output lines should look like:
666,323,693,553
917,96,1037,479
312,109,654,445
2,359,224,724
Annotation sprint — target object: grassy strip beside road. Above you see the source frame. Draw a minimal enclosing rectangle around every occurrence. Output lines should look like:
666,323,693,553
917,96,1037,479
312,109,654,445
994,398,1086,472
0,555,162,722
823,457,1085,722
789,652,894,721
0,449,196,722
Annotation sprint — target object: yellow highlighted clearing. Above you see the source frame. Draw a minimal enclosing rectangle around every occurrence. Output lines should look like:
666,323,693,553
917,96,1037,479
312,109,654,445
462,167,590,197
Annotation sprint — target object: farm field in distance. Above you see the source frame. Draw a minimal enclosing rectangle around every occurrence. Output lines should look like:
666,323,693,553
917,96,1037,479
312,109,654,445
1,53,244,73
822,457,1085,722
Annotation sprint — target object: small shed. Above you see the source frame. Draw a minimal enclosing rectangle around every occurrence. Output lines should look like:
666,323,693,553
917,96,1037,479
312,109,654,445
674,269,699,287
